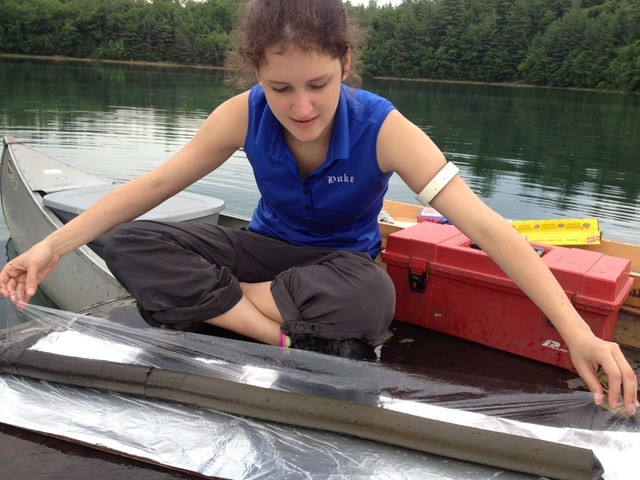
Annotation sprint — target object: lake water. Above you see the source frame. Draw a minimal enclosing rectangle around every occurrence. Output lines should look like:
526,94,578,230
1,57,639,252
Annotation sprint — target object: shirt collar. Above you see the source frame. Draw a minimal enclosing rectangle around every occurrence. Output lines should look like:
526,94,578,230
328,84,350,160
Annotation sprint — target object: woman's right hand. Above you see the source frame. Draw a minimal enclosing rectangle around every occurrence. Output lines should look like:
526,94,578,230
0,240,61,305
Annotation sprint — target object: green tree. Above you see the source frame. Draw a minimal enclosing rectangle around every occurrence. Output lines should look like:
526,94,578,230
2,0,639,91
607,40,640,91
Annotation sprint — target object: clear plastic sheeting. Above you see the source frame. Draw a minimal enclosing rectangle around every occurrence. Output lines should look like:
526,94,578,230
1,301,639,479
0,374,534,480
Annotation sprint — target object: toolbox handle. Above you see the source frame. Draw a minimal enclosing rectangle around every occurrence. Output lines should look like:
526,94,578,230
469,242,547,257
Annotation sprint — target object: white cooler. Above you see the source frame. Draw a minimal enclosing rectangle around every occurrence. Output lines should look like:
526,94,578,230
43,184,225,256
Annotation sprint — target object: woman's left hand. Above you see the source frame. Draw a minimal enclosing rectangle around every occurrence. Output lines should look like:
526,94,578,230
568,331,638,415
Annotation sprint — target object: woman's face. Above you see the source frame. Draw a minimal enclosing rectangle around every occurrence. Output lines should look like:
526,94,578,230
258,45,350,145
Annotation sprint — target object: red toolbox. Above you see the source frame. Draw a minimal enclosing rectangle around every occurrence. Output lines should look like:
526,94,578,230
381,222,634,371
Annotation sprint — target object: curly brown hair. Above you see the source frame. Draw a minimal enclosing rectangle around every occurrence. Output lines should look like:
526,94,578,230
226,0,361,89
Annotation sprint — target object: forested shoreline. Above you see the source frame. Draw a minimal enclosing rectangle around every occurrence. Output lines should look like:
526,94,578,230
1,0,638,92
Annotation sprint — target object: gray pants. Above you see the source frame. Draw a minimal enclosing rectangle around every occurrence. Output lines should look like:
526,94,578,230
103,221,395,341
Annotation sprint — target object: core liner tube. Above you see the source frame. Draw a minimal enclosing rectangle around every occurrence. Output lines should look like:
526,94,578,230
1,348,604,480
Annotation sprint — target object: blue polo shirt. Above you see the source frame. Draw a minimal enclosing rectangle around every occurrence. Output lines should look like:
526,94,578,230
244,84,395,257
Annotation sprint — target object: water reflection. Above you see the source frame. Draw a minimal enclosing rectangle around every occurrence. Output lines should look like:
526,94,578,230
367,78,640,240
1,58,639,243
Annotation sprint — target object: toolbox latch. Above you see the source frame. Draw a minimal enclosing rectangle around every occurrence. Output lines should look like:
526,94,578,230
408,257,428,292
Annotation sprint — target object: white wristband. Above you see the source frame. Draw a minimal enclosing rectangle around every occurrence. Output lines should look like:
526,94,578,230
416,162,460,206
